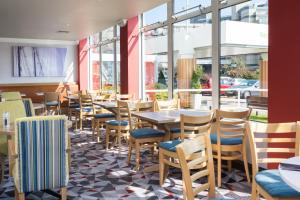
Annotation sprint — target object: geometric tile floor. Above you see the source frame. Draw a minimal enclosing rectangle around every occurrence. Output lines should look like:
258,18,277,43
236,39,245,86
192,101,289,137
0,130,251,199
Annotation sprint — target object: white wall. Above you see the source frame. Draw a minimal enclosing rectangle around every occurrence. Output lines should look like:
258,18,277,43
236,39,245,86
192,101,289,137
0,38,78,84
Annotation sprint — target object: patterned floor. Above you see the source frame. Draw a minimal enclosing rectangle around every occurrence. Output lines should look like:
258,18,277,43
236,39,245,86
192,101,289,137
0,130,252,199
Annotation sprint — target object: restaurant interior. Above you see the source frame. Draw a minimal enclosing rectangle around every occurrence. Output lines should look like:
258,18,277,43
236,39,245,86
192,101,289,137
0,0,300,199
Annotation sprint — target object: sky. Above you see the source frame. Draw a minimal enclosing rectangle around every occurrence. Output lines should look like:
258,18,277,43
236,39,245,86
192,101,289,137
143,0,268,25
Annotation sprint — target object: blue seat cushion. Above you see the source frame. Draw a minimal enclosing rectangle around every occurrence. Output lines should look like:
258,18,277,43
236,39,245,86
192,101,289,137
69,104,80,108
159,140,182,152
106,120,128,126
210,133,242,145
45,101,59,106
170,127,181,133
255,169,300,198
130,128,165,139
75,107,93,112
95,113,115,119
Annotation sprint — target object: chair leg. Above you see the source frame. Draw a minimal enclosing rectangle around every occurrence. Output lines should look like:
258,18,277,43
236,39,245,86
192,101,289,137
117,129,122,150
127,138,133,164
15,188,25,200
92,119,95,140
106,127,110,150
227,160,232,172
242,144,251,183
0,154,4,182
135,142,140,170
159,150,165,186
96,121,100,143
217,149,222,187
251,181,259,200
61,187,67,200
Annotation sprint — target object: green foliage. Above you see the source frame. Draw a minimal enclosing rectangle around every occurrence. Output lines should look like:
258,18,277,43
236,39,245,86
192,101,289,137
154,83,167,89
191,66,204,93
154,83,168,100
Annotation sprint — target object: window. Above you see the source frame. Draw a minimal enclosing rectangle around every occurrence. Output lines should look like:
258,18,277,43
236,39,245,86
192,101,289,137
174,0,211,14
101,42,115,92
173,14,212,110
143,27,168,100
219,0,268,121
89,33,100,90
143,4,167,26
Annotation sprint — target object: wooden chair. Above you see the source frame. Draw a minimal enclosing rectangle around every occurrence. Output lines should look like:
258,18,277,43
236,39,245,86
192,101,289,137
1,92,22,101
246,121,300,200
211,109,251,187
44,92,60,114
176,134,216,200
9,115,70,200
159,113,212,185
76,94,94,130
154,99,182,138
0,100,26,182
92,96,115,142
105,100,131,150
22,98,35,117
127,101,165,170
66,90,79,121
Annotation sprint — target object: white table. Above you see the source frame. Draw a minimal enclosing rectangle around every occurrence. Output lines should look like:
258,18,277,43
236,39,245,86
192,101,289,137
279,156,300,192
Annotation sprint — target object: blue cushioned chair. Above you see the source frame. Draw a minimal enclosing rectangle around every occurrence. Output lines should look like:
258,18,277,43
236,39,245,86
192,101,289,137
105,100,131,150
127,101,166,170
212,109,251,187
246,121,300,200
10,116,70,200
44,92,61,115
159,113,212,185
22,98,35,117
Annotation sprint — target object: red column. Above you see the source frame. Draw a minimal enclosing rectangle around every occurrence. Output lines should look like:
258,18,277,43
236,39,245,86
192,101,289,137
268,0,300,168
120,16,140,98
78,38,89,91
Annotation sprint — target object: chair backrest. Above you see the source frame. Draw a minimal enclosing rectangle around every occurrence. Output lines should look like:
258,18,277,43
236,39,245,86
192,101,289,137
44,92,60,103
79,94,94,115
215,108,251,145
87,89,101,98
136,101,155,112
180,113,213,140
1,92,22,101
14,115,69,193
154,99,180,111
22,98,35,117
246,121,300,175
117,94,133,101
176,134,215,200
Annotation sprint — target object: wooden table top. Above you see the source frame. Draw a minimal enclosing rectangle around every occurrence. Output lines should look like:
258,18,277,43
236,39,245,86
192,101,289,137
132,109,212,125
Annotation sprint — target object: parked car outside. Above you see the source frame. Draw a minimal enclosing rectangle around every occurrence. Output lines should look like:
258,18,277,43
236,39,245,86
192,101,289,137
231,78,246,86
201,77,232,95
226,79,260,98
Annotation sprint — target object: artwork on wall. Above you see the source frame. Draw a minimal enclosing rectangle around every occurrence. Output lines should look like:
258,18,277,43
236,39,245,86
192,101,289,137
13,46,67,77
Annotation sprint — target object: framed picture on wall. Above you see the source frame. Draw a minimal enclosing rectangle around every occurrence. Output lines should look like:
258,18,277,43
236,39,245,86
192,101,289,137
13,46,67,77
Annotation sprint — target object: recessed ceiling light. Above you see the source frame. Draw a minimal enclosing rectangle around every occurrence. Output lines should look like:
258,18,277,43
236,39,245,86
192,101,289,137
57,30,70,34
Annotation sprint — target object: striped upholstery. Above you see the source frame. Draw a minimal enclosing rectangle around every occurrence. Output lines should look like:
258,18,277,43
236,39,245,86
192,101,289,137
13,116,69,193
22,98,35,117
0,100,26,155
1,92,22,101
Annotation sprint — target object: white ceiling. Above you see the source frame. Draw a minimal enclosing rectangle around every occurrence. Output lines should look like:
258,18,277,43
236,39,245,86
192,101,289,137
0,0,169,41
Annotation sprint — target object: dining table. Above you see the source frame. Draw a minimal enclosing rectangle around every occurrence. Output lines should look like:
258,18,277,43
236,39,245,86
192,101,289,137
131,109,212,172
279,156,300,192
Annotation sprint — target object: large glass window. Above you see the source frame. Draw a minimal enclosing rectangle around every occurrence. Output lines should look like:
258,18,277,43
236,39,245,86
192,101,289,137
89,33,100,90
219,0,268,121
101,42,115,92
143,4,167,26
174,0,211,14
143,27,168,100
173,14,212,110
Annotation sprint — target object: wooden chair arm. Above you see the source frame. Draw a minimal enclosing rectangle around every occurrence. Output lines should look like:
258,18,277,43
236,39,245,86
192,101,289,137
8,140,18,160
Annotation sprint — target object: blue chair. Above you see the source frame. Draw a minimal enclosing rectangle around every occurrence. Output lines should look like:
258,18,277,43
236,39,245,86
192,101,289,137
211,109,251,187
127,101,166,170
246,121,300,200
44,92,61,114
10,115,70,200
22,98,35,117
159,113,212,185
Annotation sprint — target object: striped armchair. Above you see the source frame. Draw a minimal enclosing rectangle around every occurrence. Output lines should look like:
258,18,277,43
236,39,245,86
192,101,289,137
10,116,70,200
22,98,35,117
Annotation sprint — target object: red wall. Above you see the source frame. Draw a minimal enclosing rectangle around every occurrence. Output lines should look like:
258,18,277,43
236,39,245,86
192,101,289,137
269,0,300,123
268,0,300,168
120,16,140,98
78,38,89,91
